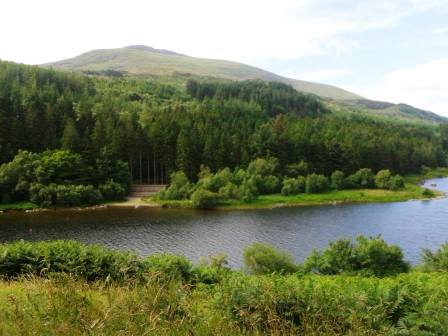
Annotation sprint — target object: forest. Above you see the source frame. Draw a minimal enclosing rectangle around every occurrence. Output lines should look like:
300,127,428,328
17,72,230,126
1,60,448,206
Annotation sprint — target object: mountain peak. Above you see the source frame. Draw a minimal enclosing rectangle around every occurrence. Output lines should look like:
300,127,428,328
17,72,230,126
123,45,183,56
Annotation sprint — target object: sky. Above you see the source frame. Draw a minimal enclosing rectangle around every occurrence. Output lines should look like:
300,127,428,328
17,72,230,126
1,0,448,115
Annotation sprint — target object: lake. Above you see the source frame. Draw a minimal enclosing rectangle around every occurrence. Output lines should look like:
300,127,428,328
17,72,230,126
0,179,447,268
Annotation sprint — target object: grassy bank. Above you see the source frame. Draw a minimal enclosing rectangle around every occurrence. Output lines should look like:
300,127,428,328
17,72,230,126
0,202,38,211
145,173,445,210
0,239,447,335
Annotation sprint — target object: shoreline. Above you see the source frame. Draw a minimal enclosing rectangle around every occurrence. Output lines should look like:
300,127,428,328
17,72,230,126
1,173,446,214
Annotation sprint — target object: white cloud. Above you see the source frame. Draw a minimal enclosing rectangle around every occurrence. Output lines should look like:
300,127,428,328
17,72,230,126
360,58,448,116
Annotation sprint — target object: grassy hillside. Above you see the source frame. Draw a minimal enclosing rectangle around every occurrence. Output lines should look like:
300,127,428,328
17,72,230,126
333,99,447,124
44,45,361,100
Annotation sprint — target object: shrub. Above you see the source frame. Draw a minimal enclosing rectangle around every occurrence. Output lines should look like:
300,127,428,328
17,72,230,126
243,242,299,275
281,177,305,195
389,175,405,190
247,157,278,177
76,185,103,204
99,180,126,201
422,188,435,197
285,160,309,177
375,169,392,189
261,175,281,194
421,243,448,271
158,171,193,200
219,182,241,199
55,185,82,206
304,236,409,277
0,240,144,281
191,188,220,208
29,183,57,207
331,170,345,190
145,253,193,282
193,254,230,284
239,179,257,202
305,174,329,193
351,168,375,188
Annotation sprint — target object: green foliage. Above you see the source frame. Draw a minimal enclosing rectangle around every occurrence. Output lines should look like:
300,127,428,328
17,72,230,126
347,168,375,189
304,236,410,276
145,253,194,282
0,240,144,281
247,157,279,177
157,171,193,200
305,173,329,193
375,169,392,189
389,174,405,190
1,239,448,335
421,243,448,271
30,183,103,207
243,242,299,275
191,188,220,209
285,161,309,177
0,149,129,207
281,177,306,195
99,180,125,201
330,170,345,190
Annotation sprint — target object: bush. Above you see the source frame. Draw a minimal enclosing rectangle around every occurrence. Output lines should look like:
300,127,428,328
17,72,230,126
0,240,144,281
349,168,375,189
191,188,220,208
285,160,309,177
193,254,230,284
219,182,241,199
30,183,57,207
145,253,194,282
158,171,193,200
281,177,305,195
330,170,345,190
55,185,82,206
305,174,329,193
421,243,448,271
305,236,409,277
243,242,299,275
99,180,126,201
76,185,103,204
389,175,405,190
247,157,278,177
375,169,392,189
422,188,435,197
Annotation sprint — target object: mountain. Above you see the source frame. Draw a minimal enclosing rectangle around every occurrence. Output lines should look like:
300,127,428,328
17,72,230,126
44,45,361,100
44,45,447,123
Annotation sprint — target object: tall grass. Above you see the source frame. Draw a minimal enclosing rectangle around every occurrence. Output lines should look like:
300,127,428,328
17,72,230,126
1,240,448,335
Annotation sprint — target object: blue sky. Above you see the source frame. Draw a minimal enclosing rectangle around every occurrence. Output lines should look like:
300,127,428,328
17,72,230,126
1,0,447,115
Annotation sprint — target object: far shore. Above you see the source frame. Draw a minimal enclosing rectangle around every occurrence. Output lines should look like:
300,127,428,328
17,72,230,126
1,170,447,213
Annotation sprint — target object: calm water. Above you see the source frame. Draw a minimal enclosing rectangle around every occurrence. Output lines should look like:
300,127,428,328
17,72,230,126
0,179,447,267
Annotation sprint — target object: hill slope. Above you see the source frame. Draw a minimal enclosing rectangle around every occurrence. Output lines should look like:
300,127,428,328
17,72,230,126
44,45,447,123
44,45,361,100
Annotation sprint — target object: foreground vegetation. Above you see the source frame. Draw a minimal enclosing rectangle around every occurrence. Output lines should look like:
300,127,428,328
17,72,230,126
1,238,448,335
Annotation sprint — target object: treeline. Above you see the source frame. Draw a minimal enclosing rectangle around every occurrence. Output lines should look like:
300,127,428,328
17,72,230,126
156,157,406,208
0,149,130,206
0,60,447,187
186,79,327,117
